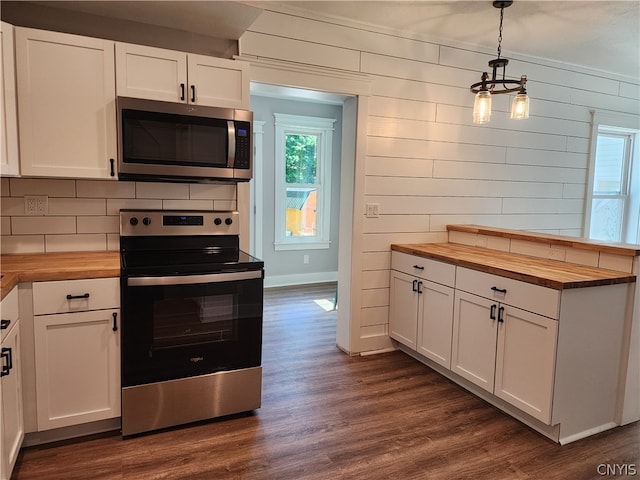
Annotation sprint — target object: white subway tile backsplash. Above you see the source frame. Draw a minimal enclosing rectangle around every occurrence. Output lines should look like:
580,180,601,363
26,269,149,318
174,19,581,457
10,178,76,197
448,230,477,246
486,236,511,252
1,178,237,253
189,183,237,200
45,234,107,252
106,234,120,251
510,239,551,259
565,248,599,267
599,253,634,273
1,235,45,254
76,180,135,199
162,200,215,211
106,199,163,215
0,198,26,216
1,217,11,235
48,198,106,216
213,200,237,211
77,216,119,234
136,182,189,199
12,216,76,235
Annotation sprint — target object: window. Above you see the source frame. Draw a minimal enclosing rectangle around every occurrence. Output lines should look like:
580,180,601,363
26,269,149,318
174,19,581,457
586,113,639,244
274,114,336,250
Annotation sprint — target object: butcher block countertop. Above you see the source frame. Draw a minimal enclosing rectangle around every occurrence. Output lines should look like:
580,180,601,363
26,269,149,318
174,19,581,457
391,243,637,290
0,251,120,301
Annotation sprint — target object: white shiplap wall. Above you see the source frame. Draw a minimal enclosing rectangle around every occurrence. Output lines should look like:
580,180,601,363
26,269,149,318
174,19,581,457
254,9,638,353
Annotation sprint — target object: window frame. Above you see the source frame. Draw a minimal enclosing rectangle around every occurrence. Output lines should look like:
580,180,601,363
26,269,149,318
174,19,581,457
585,111,640,244
273,113,336,251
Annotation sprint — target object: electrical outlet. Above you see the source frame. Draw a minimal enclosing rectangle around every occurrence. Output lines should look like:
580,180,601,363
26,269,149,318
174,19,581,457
548,248,566,261
303,255,310,264
365,203,380,218
25,195,48,216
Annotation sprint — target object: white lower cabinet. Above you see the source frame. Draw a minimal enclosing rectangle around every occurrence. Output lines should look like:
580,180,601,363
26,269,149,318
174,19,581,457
389,252,456,367
32,278,120,431
451,289,557,423
1,287,23,480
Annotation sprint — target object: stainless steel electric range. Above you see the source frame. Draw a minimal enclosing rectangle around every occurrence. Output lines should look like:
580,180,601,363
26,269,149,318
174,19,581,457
119,210,264,436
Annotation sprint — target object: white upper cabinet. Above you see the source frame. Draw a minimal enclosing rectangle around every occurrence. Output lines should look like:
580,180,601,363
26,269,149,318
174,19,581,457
116,43,250,109
15,28,117,179
0,22,19,177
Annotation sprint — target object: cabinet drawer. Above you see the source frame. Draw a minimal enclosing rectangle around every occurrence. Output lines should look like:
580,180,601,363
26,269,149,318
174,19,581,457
455,267,559,319
391,251,456,287
33,278,120,315
1,286,19,342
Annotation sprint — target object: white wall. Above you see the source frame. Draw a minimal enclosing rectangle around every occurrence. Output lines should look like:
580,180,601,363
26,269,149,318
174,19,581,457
251,95,342,287
239,8,640,353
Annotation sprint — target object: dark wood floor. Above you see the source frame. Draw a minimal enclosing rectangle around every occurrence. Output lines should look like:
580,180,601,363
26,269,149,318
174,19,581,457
13,283,639,479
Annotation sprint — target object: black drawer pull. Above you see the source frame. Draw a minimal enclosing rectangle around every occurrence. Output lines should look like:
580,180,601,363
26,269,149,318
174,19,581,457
112,312,118,332
67,293,90,300
1,347,12,377
180,83,185,101
191,85,196,103
413,265,425,270
498,306,505,323
109,158,115,177
412,279,418,292
491,286,507,294
490,304,497,320
0,319,10,330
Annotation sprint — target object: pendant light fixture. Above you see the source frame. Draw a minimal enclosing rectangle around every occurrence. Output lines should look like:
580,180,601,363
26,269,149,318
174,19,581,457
470,1,529,124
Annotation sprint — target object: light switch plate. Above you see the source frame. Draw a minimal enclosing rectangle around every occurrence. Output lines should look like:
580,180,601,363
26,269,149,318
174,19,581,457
365,203,380,218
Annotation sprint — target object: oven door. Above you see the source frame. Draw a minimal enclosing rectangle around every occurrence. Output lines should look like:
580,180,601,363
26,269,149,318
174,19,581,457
121,269,263,387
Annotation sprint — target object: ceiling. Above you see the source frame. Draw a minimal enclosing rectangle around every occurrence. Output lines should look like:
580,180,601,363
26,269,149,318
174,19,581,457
26,1,640,80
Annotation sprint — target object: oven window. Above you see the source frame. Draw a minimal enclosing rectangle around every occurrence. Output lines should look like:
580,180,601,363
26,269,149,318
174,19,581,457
152,293,238,349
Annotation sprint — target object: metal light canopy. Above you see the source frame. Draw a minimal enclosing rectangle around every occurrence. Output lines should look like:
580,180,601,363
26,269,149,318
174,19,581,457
471,0,529,124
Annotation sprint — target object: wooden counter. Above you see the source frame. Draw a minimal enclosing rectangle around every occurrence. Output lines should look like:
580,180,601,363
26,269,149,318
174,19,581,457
391,243,636,290
0,252,120,300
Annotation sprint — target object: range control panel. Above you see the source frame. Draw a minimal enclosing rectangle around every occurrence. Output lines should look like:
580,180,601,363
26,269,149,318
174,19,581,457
120,210,239,236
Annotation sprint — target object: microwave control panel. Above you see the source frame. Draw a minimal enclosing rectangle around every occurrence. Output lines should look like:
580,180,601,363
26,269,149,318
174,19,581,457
234,121,251,169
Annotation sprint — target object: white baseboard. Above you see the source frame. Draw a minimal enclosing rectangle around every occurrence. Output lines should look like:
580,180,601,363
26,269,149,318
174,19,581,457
264,271,338,288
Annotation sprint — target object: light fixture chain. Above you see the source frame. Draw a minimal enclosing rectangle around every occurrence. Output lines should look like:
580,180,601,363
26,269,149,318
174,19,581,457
497,6,504,59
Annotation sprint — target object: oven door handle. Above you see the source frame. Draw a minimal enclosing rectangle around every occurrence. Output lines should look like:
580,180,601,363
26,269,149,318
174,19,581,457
127,270,262,286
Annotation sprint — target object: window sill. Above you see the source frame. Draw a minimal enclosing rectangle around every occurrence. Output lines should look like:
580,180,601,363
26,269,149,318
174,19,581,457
274,241,331,251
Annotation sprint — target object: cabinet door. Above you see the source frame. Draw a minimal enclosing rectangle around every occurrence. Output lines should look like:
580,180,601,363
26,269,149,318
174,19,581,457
34,309,120,430
116,43,187,102
417,280,454,368
495,306,557,424
1,321,24,480
389,270,419,350
451,290,497,392
188,54,250,109
15,28,116,179
0,22,19,177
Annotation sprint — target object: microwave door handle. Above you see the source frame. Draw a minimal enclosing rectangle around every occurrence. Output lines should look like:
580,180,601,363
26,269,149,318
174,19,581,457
227,120,236,168
127,270,262,286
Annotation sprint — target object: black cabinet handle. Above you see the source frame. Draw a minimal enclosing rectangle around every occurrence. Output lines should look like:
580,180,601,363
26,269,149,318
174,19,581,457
490,304,497,320
498,306,505,323
191,85,196,103
417,281,423,294
413,265,425,270
1,347,12,377
66,293,90,300
412,279,418,292
180,83,185,101
0,319,10,330
109,158,115,177
491,286,507,294
112,312,118,332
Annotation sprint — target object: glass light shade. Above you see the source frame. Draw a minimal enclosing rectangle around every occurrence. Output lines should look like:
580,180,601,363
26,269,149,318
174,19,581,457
510,92,530,119
472,91,492,124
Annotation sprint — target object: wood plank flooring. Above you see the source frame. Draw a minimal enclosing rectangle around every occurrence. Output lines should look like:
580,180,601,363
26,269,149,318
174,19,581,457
13,283,639,479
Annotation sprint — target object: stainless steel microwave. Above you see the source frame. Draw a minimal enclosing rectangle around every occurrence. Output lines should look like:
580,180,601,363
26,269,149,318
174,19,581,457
117,97,252,183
